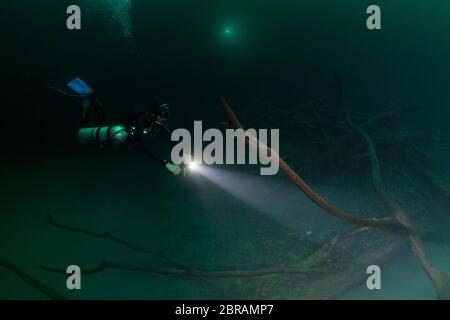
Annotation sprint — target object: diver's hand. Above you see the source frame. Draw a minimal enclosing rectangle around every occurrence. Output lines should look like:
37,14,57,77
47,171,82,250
165,163,182,175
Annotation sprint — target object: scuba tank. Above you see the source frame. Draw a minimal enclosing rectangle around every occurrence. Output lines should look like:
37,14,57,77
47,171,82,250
51,78,130,147
77,126,129,146
52,77,183,175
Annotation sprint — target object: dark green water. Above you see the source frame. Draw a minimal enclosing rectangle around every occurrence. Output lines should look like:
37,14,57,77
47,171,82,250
1,0,450,299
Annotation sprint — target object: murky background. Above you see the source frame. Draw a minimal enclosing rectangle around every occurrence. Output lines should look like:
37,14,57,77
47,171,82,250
1,0,450,299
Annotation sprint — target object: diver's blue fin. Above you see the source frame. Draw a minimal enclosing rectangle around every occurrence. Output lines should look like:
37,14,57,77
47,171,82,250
67,78,94,96
50,77,95,98
50,87,85,98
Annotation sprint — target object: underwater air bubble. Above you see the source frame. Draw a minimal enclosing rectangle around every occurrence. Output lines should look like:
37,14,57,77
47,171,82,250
82,0,133,39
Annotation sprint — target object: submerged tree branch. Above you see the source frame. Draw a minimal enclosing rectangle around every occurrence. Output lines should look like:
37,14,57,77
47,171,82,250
40,262,323,278
218,97,395,229
0,258,66,300
219,92,450,299
347,117,450,299
338,78,450,300
40,215,394,300
39,227,372,280
45,214,189,270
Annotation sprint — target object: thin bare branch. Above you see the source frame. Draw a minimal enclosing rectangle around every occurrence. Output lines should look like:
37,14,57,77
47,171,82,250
40,261,323,278
0,258,67,300
45,214,189,270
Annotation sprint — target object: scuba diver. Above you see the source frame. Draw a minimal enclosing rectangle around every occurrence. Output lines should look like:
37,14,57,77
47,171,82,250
52,77,183,175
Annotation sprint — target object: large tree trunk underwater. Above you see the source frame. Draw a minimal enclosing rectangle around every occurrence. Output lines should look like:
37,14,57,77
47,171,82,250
218,95,450,299
219,97,395,229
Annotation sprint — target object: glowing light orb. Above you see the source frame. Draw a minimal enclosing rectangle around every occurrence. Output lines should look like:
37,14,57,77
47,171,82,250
223,26,233,38
188,163,200,172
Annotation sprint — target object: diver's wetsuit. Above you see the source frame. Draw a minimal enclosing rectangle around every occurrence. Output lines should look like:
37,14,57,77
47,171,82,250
53,77,180,174
81,94,107,127
81,97,175,168
126,110,176,168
